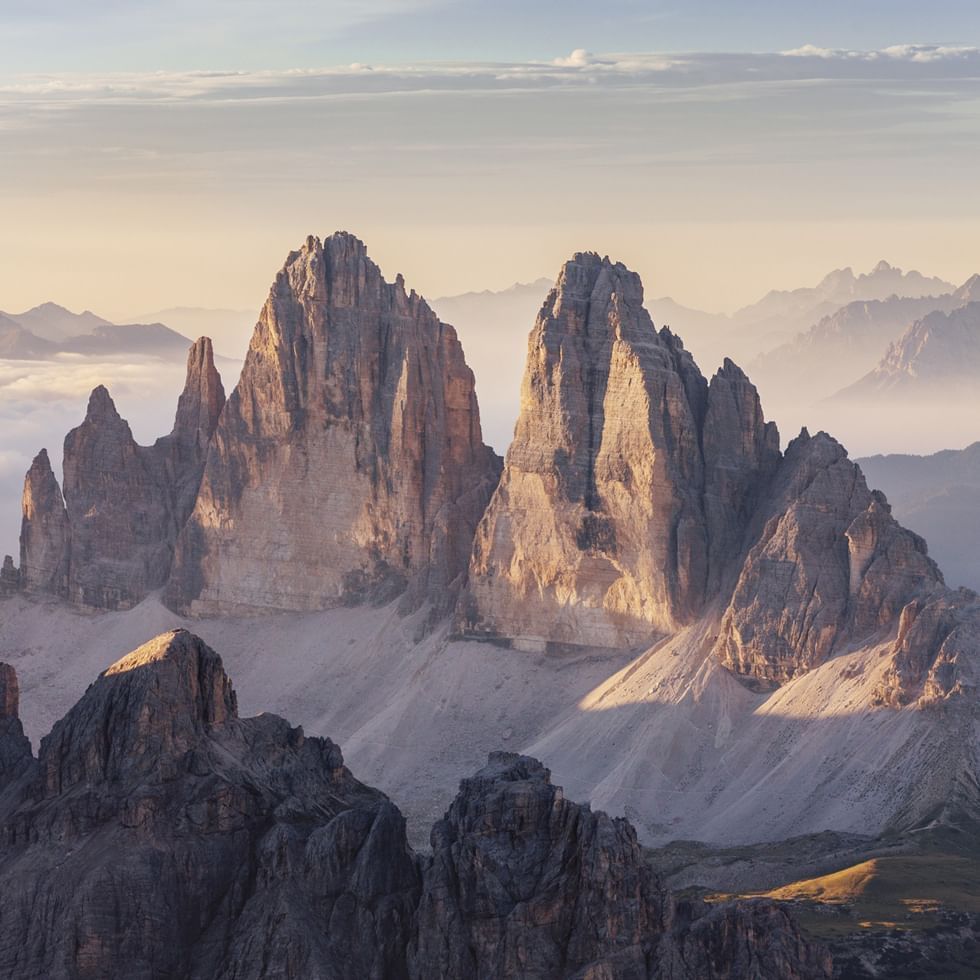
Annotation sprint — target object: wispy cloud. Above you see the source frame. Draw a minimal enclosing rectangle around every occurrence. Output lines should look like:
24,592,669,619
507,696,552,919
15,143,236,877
782,43,980,63
2,45,979,113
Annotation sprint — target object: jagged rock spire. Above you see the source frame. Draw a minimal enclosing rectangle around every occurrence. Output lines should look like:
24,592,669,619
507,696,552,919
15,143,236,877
171,336,225,454
0,555,18,595
167,232,501,618
18,339,226,610
712,429,944,688
460,252,778,650
19,448,69,597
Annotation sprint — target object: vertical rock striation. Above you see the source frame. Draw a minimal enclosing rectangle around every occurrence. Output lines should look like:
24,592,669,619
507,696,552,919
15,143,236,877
19,448,69,597
61,384,175,608
167,232,501,617
161,335,226,526
18,338,224,610
461,253,778,650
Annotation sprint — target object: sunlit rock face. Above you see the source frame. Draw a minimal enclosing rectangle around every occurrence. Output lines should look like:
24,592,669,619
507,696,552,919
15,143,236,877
873,588,980,707
458,250,958,693
17,339,224,610
460,253,779,650
713,430,944,689
0,633,831,979
167,232,501,618
19,448,69,598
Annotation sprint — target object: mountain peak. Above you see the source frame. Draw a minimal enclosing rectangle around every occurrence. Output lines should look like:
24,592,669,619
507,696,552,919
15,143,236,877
85,384,122,423
171,336,225,449
32,301,72,315
167,233,500,618
40,630,237,794
955,273,980,302
462,250,778,648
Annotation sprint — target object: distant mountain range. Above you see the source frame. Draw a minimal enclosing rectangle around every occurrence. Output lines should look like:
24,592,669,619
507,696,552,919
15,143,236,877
125,306,256,359
728,260,955,357
837,299,980,398
0,303,194,361
432,261,969,453
750,274,980,407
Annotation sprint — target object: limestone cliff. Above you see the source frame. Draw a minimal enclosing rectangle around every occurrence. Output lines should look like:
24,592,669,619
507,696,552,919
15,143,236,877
713,430,945,688
461,253,778,650
167,232,501,617
17,338,224,610
60,384,176,608
0,632,831,979
19,448,69,597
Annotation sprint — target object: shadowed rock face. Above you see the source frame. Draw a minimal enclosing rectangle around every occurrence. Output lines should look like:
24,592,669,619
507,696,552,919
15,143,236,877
60,384,177,608
461,253,779,650
17,339,224,610
0,632,831,979
167,232,501,618
411,752,831,980
0,632,420,980
0,556,18,595
0,663,31,790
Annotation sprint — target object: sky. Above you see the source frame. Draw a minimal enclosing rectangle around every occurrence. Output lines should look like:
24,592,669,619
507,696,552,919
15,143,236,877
2,0,980,315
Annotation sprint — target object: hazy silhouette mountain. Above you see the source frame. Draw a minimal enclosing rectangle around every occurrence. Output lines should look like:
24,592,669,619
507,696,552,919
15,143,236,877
836,301,980,397
728,260,955,357
128,306,255,359
59,321,196,358
859,443,980,591
3,302,111,343
0,302,197,362
0,314,56,359
750,292,965,404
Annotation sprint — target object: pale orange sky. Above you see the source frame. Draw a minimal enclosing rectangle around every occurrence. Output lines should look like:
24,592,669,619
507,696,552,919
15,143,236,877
3,48,980,315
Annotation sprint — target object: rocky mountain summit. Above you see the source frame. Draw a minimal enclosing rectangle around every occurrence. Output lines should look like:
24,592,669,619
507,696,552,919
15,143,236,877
458,251,963,694
18,337,224,608
0,631,831,979
461,252,780,649
167,232,501,618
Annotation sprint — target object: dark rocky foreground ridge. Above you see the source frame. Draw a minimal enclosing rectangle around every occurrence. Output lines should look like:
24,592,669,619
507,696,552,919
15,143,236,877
0,631,831,979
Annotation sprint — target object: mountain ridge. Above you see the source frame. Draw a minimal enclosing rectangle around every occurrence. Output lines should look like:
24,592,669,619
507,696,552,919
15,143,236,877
3,232,977,874
0,629,832,978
